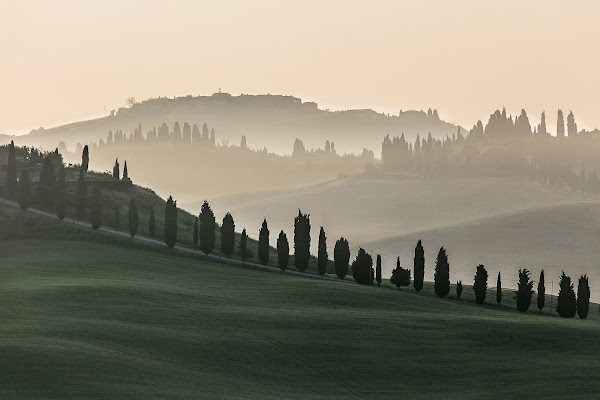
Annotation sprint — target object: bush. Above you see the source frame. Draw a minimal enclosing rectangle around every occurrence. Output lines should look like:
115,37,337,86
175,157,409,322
390,257,411,288
352,248,373,285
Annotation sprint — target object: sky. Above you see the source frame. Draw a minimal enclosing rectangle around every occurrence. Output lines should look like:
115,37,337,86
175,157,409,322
1,0,599,135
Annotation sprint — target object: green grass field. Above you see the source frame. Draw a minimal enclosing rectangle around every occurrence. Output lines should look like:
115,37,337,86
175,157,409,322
1,233,599,398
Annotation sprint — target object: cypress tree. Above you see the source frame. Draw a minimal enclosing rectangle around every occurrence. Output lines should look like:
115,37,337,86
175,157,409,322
375,254,382,286
239,228,249,261
352,248,373,285
496,272,502,304
6,140,17,199
556,109,565,137
537,270,545,312
577,275,590,319
18,169,31,211
90,186,101,230
81,145,89,173
221,213,235,256
112,158,120,180
193,217,199,247
55,165,66,220
74,168,87,219
473,264,488,304
434,247,450,298
258,218,270,265
277,230,289,271
164,196,178,248
317,227,327,276
334,237,350,279
128,198,138,238
294,210,311,272
556,271,576,318
414,240,425,292
115,206,120,228
39,156,56,209
149,205,156,237
199,200,215,255
515,269,534,312
390,257,410,288
123,161,128,180
456,280,463,299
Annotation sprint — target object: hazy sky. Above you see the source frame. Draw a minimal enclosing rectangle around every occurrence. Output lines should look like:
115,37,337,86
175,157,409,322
1,0,599,135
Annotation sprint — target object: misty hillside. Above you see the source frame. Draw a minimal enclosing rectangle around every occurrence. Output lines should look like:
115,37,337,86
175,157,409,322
11,92,461,155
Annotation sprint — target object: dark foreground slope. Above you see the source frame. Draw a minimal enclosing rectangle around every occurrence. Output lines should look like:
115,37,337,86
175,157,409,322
0,235,599,397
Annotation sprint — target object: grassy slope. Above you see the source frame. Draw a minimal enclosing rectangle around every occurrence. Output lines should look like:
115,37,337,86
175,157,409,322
1,213,600,398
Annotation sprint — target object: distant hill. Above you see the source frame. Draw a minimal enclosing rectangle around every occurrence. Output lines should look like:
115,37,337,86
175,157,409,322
12,92,462,155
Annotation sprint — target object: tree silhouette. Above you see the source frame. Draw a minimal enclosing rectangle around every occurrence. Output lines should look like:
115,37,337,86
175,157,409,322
128,197,138,238
90,186,101,230
473,265,488,304
277,230,289,271
112,159,120,180
294,210,311,272
317,227,327,276
496,272,502,304
567,111,578,137
556,109,565,137
193,217,199,247
413,240,425,292
81,144,89,173
515,269,534,312
352,248,373,285
239,228,249,261
182,122,192,144
6,141,17,199
39,156,56,209
537,270,545,312
199,200,216,255
434,247,450,298
390,257,410,288
123,161,129,180
577,275,590,319
55,165,66,220
221,213,235,256
375,254,382,286
149,205,156,237
258,219,270,265
556,271,576,318
456,281,463,299
74,168,87,219
164,196,178,249
334,237,350,279
18,169,31,211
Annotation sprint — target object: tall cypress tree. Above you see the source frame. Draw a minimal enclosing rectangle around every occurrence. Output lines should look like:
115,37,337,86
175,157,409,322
74,168,87,219
375,254,382,286
456,280,463,299
39,156,56,209
258,218,270,265
294,210,311,272
515,269,534,312
473,264,488,304
537,270,545,312
221,213,235,256
6,140,17,199
317,227,327,276
556,109,565,137
193,217,199,247
81,145,89,173
556,271,576,318
123,161,129,180
90,186,101,230
434,247,450,298
148,205,156,237
55,165,66,220
414,240,425,292
18,169,31,211
128,198,138,238
277,230,289,271
164,196,178,248
496,272,502,304
334,237,350,279
239,228,248,261
199,200,215,255
112,158,120,180
577,275,590,319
